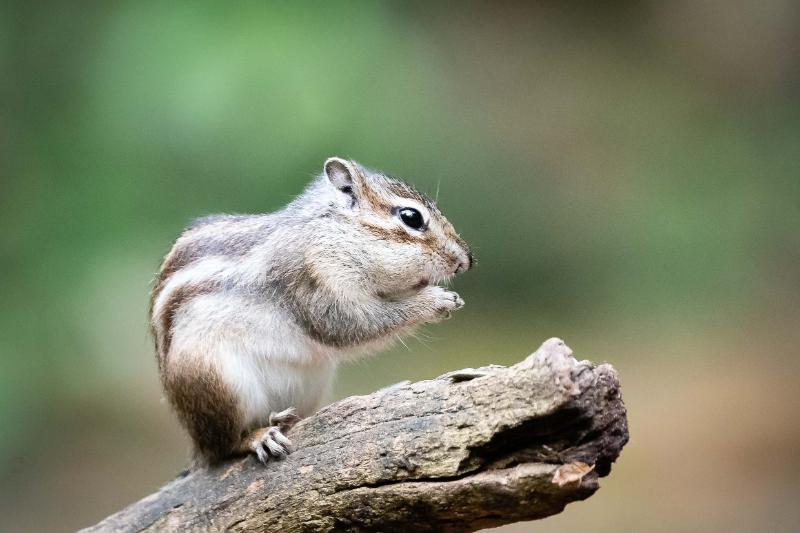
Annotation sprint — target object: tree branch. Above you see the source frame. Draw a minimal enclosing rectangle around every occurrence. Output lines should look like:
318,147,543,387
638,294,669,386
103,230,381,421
83,338,628,532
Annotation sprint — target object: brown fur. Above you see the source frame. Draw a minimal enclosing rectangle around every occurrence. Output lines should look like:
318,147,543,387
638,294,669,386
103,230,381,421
163,360,245,465
356,179,391,213
384,179,434,209
155,281,218,369
149,216,264,322
360,222,419,245
150,247,190,314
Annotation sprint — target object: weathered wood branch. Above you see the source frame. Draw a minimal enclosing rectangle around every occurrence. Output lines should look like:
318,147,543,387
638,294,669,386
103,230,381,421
84,338,628,532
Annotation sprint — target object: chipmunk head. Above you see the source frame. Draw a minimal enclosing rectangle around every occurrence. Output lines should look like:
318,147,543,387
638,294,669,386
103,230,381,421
322,157,472,295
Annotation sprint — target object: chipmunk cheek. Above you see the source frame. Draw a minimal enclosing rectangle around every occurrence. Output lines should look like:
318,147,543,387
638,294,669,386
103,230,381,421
412,277,429,290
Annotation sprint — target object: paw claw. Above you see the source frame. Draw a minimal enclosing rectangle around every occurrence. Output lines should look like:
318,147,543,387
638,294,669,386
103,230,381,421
249,426,294,464
271,427,292,449
265,435,288,457
255,446,270,465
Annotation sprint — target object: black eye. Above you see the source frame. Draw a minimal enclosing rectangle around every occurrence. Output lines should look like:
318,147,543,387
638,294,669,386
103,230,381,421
398,207,425,230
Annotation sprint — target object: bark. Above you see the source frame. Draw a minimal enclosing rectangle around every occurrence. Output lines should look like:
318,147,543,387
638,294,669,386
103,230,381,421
83,338,628,532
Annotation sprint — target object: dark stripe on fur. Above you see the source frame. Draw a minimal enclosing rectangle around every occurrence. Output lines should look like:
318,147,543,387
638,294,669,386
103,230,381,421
156,281,218,368
384,178,435,209
360,222,419,245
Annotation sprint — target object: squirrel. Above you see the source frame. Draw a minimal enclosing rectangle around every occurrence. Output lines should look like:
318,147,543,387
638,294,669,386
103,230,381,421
149,157,472,466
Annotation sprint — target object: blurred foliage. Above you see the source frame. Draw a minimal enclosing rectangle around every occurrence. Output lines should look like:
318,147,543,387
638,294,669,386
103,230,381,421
1,1,799,531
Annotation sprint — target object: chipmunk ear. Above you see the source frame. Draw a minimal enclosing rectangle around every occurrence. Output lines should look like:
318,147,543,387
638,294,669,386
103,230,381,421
324,157,359,204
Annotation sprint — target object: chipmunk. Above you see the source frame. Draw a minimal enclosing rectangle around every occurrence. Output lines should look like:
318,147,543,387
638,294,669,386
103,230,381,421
150,157,472,466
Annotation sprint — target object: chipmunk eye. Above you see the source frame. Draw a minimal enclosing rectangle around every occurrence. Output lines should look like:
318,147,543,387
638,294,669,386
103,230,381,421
398,207,425,230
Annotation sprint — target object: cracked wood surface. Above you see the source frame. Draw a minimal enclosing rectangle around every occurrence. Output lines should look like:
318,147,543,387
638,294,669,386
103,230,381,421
83,338,628,532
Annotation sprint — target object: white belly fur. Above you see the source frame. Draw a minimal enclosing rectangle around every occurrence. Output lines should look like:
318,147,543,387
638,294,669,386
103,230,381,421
170,293,338,427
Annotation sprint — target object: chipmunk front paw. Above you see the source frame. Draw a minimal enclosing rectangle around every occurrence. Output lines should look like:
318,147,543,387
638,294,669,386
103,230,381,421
269,407,300,432
247,408,300,465
427,286,464,322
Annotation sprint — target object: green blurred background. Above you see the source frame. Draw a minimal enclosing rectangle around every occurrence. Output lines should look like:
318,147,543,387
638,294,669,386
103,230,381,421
2,1,799,531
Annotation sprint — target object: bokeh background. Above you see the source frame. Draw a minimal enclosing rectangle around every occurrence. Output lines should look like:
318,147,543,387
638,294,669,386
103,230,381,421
2,1,799,531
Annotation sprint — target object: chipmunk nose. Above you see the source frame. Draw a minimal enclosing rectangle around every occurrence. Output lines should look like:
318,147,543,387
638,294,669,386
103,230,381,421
454,251,473,274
